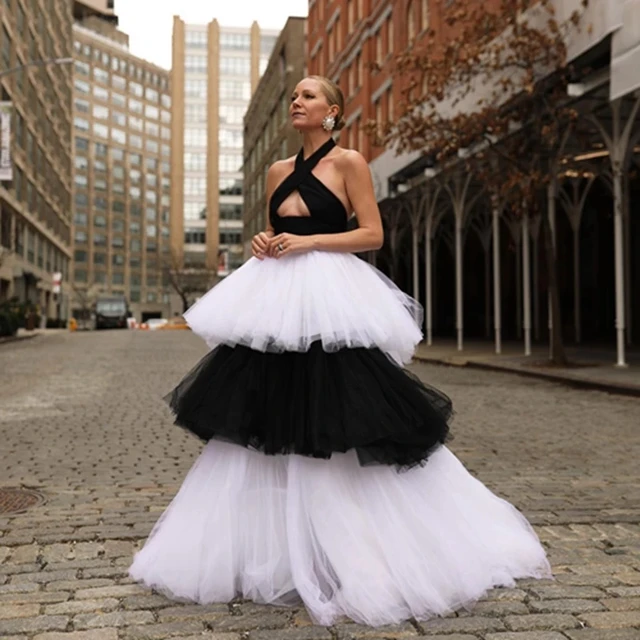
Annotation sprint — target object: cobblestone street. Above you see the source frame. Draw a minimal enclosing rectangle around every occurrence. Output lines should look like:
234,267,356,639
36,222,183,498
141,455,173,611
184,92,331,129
0,330,639,640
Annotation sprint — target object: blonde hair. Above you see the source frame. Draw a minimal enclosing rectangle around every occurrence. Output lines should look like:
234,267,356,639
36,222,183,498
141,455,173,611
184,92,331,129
306,75,346,131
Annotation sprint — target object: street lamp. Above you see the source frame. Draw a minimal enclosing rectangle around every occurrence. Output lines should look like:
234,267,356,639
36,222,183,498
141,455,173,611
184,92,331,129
0,57,73,79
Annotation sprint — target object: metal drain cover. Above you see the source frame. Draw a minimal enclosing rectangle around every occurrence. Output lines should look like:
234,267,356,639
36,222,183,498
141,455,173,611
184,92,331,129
0,488,45,514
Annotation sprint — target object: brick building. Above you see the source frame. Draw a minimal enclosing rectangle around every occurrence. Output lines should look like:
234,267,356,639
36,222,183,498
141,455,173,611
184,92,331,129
307,0,431,165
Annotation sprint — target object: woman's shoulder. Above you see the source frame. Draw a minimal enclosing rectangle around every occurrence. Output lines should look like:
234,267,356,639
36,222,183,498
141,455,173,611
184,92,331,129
333,146,368,173
268,156,296,175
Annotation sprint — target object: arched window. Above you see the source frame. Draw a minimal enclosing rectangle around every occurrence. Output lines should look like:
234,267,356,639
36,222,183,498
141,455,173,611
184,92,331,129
421,0,430,32
407,1,417,42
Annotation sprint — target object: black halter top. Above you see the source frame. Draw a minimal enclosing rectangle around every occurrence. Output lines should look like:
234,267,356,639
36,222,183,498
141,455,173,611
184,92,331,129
269,138,348,236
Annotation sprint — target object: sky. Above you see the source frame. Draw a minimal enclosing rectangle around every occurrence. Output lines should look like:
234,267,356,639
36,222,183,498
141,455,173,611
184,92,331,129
116,0,309,70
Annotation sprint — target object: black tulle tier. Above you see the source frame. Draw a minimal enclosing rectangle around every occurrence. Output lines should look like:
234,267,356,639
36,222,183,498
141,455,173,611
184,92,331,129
164,342,453,469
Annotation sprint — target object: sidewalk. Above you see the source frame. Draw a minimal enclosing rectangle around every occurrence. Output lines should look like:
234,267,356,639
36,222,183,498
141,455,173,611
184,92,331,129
0,328,67,345
414,339,640,396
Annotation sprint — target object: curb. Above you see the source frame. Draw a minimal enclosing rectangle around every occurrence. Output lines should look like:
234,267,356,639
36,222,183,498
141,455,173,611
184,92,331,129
413,354,640,399
0,333,39,346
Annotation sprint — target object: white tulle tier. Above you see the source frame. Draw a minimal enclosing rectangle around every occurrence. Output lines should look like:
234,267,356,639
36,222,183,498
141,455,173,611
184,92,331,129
129,441,551,627
184,252,422,365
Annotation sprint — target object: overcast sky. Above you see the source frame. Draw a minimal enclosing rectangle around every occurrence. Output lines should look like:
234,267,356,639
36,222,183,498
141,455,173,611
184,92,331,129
116,0,309,70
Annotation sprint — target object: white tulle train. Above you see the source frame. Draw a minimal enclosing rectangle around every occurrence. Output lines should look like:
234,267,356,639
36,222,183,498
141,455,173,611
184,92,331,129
184,252,422,365
129,440,551,627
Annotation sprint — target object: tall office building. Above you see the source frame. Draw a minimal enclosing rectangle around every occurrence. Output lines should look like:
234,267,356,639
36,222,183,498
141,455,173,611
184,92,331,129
0,0,73,321
71,1,173,321
171,18,278,289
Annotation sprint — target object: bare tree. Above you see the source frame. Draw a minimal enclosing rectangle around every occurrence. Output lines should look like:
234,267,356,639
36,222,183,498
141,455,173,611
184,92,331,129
163,249,218,313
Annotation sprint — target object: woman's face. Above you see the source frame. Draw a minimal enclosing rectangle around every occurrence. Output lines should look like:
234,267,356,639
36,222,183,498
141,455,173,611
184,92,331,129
289,78,338,132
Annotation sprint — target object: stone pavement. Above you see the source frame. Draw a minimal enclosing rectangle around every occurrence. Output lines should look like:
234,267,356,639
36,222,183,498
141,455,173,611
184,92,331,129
0,330,639,640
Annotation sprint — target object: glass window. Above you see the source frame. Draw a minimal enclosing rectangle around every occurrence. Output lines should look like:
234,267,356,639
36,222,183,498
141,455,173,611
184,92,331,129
113,254,125,266
185,54,207,72
219,104,245,124
184,127,207,147
75,156,88,170
146,157,157,171
220,32,250,51
112,111,126,126
75,137,89,152
93,85,109,101
184,152,206,171
130,82,143,97
111,147,125,162
74,116,89,131
112,92,126,107
145,87,159,102
93,252,106,265
185,28,207,48
74,60,90,76
129,116,143,131
112,128,126,144
145,105,159,120
74,98,90,113
93,104,109,119
161,109,171,123
145,122,159,137
220,56,250,76
75,231,87,244
74,79,90,94
161,94,171,108
219,80,250,100
129,98,143,114
112,74,126,89
93,67,109,84
220,153,242,172
145,139,158,153
74,269,87,282
130,153,141,165
112,272,124,285
74,212,88,226
74,250,87,262
185,79,206,98
93,123,109,138
219,128,243,149
130,135,142,148
74,174,88,187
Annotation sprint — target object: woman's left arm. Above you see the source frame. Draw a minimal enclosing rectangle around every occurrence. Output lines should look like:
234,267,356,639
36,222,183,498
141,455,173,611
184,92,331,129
271,151,384,257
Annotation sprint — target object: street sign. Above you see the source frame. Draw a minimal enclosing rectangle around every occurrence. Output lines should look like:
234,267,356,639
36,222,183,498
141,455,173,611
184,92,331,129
52,271,62,294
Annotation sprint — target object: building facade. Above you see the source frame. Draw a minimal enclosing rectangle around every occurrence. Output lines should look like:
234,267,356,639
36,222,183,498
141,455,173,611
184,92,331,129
71,2,173,322
242,17,306,256
0,0,73,323
170,17,278,286
307,0,432,164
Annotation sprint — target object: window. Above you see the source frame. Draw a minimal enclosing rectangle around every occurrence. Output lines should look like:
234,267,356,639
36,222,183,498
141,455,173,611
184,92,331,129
219,104,245,125
146,87,159,103
112,92,126,107
219,128,243,149
93,104,109,119
112,272,124,285
93,252,106,265
184,152,206,171
220,32,250,51
184,202,206,220
220,203,242,220
185,55,207,72
421,0,430,31
93,123,109,138
145,139,159,153
130,134,142,148
74,231,87,243
185,128,207,147
407,1,417,42
74,116,89,131
112,128,126,144
74,250,87,262
185,79,206,98
74,98,90,113
184,229,206,244
93,85,109,101
93,67,109,84
74,212,88,226
130,82,143,97
74,79,90,94
130,116,143,131
186,28,207,48
112,74,126,89
129,98,143,114
220,80,250,100
74,60,90,76
220,231,242,245
220,153,242,172
112,111,126,126
220,56,250,76
145,105,159,120
113,254,125,266
146,157,157,171
185,177,206,196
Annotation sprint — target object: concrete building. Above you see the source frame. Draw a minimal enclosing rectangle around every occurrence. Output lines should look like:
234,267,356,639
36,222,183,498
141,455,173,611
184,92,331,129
170,17,278,287
71,1,173,322
0,0,73,323
243,17,306,256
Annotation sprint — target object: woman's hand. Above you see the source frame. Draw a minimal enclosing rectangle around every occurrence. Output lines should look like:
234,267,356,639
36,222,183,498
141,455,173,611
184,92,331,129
251,232,272,260
269,233,313,259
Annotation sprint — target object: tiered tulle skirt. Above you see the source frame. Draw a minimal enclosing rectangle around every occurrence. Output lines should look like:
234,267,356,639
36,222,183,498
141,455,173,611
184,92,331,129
129,251,551,626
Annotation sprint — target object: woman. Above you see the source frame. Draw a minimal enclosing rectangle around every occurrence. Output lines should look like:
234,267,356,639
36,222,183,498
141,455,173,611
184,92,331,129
129,76,550,627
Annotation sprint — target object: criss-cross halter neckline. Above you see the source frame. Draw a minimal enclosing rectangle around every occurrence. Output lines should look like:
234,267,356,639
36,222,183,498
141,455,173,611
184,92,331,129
269,138,348,222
